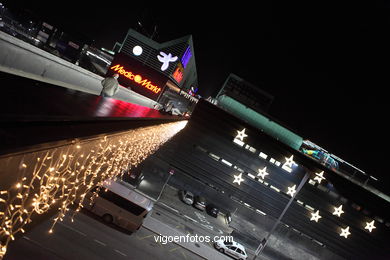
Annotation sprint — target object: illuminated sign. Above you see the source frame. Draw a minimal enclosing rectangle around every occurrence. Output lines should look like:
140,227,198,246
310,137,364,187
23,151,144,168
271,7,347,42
110,64,161,94
108,52,168,101
133,45,143,56
181,46,192,68
157,52,178,71
172,63,184,83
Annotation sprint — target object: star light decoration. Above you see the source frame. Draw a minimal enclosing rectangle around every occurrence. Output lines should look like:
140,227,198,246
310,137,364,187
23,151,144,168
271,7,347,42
333,205,344,217
0,121,188,259
233,173,245,185
282,155,295,173
365,220,376,233
310,210,322,222
340,226,351,238
287,185,297,197
235,128,248,141
313,171,326,184
257,167,269,179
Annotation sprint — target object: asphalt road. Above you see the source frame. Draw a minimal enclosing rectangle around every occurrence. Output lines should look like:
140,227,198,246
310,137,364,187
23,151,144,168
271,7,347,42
4,209,204,260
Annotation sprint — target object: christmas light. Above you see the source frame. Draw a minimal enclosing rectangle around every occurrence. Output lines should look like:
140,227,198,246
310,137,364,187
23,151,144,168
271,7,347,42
310,210,322,222
282,155,295,173
333,205,344,217
0,121,187,259
235,128,248,141
257,167,269,179
364,220,376,233
287,185,296,197
340,226,351,238
313,171,325,184
233,173,244,185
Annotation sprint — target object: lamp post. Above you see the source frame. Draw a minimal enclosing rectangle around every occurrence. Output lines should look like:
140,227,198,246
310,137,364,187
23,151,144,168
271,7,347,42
157,169,174,201
252,172,310,260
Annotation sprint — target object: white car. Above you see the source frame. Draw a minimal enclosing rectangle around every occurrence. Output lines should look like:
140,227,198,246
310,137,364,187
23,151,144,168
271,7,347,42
214,239,247,260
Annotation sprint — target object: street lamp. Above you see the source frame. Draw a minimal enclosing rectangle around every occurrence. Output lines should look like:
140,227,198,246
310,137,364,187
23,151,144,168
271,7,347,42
157,169,174,201
252,172,310,259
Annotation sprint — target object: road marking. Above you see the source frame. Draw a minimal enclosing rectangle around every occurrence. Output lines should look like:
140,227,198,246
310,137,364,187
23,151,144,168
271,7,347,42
183,215,198,223
181,251,188,260
138,234,154,240
169,246,180,252
93,239,106,246
159,202,179,213
114,249,127,256
57,221,87,237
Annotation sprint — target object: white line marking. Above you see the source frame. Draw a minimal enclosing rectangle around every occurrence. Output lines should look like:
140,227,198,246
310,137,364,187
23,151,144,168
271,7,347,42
93,239,106,246
57,222,87,236
114,249,127,256
159,202,179,213
183,215,198,223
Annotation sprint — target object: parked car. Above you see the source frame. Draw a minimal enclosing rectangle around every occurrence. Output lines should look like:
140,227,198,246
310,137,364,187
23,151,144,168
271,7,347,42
179,190,194,205
225,212,232,224
206,204,219,218
214,239,247,260
193,195,206,211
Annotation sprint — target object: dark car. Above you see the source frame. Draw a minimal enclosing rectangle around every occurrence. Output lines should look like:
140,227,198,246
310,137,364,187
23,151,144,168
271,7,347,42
193,195,206,211
206,204,219,218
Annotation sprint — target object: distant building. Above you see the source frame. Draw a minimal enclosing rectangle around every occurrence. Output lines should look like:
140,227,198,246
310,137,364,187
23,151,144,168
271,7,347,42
108,29,199,113
133,74,390,259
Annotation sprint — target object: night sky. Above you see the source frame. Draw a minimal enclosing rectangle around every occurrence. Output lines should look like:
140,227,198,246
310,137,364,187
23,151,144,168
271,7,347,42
5,1,390,189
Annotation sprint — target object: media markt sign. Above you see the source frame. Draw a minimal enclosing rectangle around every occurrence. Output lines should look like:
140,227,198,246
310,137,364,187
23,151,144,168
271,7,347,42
108,53,168,101
110,64,162,94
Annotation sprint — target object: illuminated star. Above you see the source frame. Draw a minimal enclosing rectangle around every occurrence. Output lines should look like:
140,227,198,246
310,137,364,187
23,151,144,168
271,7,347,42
235,128,248,141
287,185,296,197
313,171,326,184
340,226,351,238
365,220,376,232
233,173,244,185
310,210,322,222
284,155,295,168
257,167,269,179
333,205,344,217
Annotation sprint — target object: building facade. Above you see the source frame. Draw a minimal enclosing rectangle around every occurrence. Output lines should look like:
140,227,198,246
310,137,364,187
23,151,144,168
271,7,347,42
134,75,390,259
108,29,199,113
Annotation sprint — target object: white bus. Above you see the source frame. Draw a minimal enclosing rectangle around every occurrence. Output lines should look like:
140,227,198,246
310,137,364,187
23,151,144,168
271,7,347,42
83,180,153,232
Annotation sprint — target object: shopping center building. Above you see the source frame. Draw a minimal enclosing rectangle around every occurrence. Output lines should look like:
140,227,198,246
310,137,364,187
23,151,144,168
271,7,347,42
135,74,390,259
109,29,199,114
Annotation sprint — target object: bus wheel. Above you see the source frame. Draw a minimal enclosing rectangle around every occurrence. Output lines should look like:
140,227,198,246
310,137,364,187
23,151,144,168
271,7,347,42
102,214,113,224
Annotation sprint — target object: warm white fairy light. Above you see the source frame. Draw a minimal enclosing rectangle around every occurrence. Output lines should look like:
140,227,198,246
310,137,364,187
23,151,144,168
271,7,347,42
0,121,187,258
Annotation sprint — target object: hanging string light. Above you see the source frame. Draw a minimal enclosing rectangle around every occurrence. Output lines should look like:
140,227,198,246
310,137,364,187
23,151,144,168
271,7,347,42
0,121,187,259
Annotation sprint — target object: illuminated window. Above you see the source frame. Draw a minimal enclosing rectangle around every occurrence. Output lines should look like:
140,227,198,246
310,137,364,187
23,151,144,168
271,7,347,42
256,209,266,215
259,152,268,159
233,139,244,146
221,159,232,167
209,153,220,161
247,173,256,179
